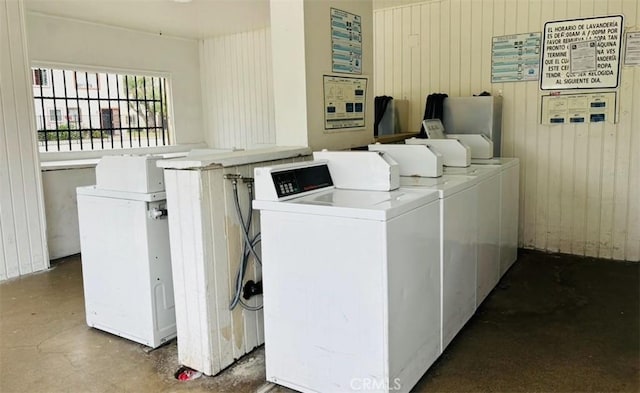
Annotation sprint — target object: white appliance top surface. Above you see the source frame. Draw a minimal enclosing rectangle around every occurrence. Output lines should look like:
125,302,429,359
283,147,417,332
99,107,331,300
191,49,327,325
443,165,500,179
254,187,439,221
400,174,478,197
471,157,519,168
77,186,166,202
157,146,310,169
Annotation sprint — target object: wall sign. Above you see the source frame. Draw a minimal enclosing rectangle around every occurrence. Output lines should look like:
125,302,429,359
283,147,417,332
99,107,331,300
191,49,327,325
541,15,624,90
323,75,367,130
331,8,362,74
541,92,616,125
491,32,541,82
624,32,640,66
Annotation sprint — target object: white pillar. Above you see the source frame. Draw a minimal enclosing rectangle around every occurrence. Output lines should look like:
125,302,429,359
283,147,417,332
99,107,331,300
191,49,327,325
270,0,374,150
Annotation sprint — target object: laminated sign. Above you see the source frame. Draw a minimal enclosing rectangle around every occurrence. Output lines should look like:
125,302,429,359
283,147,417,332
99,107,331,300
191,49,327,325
541,15,623,90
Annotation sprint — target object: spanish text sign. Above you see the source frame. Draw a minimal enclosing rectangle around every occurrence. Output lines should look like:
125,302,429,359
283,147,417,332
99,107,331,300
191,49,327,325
541,15,623,90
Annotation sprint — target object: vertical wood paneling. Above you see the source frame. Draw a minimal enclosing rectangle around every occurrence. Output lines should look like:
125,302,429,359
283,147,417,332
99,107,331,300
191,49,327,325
582,0,608,257
419,5,430,98
430,2,441,93
440,1,451,93
470,1,483,94
392,8,403,98
0,0,49,281
619,0,640,261
449,0,461,97
373,0,640,261
458,1,471,95
480,0,494,93
410,6,421,124
401,6,412,101
201,28,275,150
545,0,568,253
374,11,385,95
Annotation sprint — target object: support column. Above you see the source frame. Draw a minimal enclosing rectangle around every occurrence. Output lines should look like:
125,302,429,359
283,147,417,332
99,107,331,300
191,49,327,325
270,0,374,150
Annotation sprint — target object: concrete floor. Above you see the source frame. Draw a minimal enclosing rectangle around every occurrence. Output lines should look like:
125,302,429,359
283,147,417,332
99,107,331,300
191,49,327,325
0,250,638,393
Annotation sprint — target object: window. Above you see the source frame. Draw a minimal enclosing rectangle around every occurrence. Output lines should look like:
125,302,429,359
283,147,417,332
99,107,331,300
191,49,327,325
32,67,172,152
49,109,61,123
75,72,98,89
68,108,80,128
33,69,49,86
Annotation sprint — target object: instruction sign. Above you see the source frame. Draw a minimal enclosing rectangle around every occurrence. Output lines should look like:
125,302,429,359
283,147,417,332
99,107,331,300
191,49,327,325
323,75,367,130
541,92,616,125
331,8,362,74
491,32,541,82
624,32,640,66
541,15,624,90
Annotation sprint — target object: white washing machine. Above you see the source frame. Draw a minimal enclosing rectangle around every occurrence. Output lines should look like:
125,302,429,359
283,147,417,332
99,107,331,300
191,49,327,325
77,185,176,348
400,175,478,351
471,158,520,276
254,155,441,393
443,165,501,306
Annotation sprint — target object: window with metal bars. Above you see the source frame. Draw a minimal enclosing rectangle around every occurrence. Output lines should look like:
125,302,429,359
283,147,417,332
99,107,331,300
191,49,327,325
32,67,172,152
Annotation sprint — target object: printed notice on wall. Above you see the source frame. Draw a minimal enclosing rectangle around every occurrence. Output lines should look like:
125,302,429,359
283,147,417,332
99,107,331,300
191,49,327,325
624,32,640,66
491,32,541,82
323,75,367,130
541,92,616,125
541,15,624,90
331,8,362,74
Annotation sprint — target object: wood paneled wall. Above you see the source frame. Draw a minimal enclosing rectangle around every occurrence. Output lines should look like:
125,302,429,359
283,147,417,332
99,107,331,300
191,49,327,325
200,28,276,150
0,0,49,280
374,0,639,261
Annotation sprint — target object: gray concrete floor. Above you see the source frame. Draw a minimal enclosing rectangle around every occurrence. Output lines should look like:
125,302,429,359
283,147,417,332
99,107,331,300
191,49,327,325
0,250,638,392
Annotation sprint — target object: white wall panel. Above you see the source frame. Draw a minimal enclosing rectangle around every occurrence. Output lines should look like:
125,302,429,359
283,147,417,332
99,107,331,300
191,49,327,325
0,0,49,281
374,0,640,261
42,167,95,259
201,28,276,150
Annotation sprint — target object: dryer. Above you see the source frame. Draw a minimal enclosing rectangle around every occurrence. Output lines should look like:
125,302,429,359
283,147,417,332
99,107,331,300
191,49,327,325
400,175,479,351
470,158,520,276
443,165,501,306
254,153,441,393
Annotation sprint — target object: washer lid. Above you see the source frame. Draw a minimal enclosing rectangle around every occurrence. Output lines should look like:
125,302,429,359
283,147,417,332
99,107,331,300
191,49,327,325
471,157,519,169
400,174,478,197
253,187,439,220
443,164,500,180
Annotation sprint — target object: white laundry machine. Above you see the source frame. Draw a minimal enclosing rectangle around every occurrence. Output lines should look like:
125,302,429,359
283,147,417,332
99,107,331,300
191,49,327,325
470,158,520,276
254,153,441,393
77,155,176,348
400,175,478,351
443,165,501,306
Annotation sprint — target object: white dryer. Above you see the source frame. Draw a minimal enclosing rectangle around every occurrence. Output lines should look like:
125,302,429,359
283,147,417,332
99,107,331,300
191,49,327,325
470,158,520,276
443,165,501,306
254,156,441,393
400,175,479,351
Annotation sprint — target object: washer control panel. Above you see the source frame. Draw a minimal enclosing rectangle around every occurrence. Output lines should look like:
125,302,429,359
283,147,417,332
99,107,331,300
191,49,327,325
271,164,333,198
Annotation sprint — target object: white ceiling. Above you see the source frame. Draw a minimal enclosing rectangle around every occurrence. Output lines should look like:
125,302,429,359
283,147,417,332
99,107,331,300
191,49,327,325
24,0,271,39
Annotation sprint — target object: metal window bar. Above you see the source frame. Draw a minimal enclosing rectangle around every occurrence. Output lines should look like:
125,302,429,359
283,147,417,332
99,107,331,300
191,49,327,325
74,71,83,151
33,68,170,152
61,70,72,150
115,75,124,148
50,69,61,148
134,75,141,147
38,70,48,151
